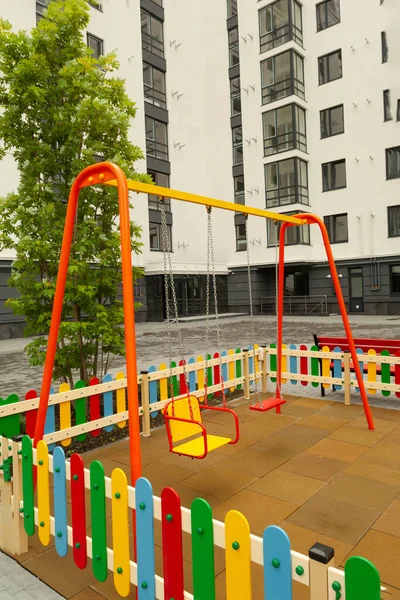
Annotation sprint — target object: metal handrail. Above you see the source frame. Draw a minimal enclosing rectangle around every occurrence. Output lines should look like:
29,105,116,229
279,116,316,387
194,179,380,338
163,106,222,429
260,295,328,315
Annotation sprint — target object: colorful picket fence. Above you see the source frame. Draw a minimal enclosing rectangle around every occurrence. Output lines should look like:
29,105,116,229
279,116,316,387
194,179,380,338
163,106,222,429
2,343,400,450
1,435,381,600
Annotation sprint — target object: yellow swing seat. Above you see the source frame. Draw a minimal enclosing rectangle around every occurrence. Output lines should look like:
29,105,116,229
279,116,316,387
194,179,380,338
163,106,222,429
164,395,240,459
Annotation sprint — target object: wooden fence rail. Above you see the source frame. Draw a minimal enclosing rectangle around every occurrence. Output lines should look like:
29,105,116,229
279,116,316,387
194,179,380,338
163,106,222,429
0,436,384,600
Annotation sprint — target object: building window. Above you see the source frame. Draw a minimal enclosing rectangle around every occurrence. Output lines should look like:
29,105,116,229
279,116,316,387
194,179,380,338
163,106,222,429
148,172,171,211
263,104,306,156
259,0,303,53
265,157,308,208
381,31,388,63
230,76,242,116
232,127,243,165
88,1,103,11
229,28,240,67
141,10,164,58
267,212,310,246
143,64,166,109
261,50,305,106
322,159,346,191
87,33,104,58
227,0,238,18
318,49,342,85
151,0,163,5
150,222,172,251
145,117,168,161
391,266,400,294
324,213,348,243
383,90,392,122
386,147,400,180
388,206,400,237
36,0,48,23
316,0,340,31
320,104,344,138
235,224,247,251
234,175,245,205
397,100,400,122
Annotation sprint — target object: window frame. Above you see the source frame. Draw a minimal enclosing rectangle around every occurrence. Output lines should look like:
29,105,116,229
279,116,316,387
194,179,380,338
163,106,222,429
265,157,309,208
383,90,392,122
149,222,172,252
141,10,164,58
316,0,340,32
148,172,171,211
320,104,344,138
261,49,305,106
386,147,400,180
324,213,348,244
388,205,400,238
234,175,245,205
88,1,103,11
381,31,388,63
229,28,240,68
235,224,247,251
259,0,303,54
267,210,310,247
318,49,342,85
227,0,238,18
230,76,242,116
390,265,400,295
262,103,307,156
87,33,104,58
232,126,243,166
321,159,347,192
145,117,169,161
143,63,167,109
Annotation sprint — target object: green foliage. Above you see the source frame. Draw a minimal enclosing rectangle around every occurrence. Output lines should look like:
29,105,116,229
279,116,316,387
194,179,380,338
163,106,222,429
0,0,149,385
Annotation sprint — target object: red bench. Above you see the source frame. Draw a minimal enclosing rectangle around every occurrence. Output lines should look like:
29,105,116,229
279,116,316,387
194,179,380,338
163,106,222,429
313,335,400,394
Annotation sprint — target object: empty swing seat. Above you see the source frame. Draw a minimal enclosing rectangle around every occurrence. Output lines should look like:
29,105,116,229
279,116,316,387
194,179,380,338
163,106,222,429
164,396,240,459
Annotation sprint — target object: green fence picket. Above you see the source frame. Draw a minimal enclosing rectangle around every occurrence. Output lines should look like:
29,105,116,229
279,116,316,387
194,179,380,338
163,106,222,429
0,394,20,438
381,350,391,397
191,498,216,600
21,434,35,536
311,345,320,388
270,343,277,383
90,460,108,581
235,347,242,390
345,556,380,600
75,380,88,441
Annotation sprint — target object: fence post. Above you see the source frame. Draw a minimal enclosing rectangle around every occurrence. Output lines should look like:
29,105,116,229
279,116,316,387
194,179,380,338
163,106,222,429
343,352,351,406
261,345,268,393
141,371,151,438
309,543,334,600
243,349,250,401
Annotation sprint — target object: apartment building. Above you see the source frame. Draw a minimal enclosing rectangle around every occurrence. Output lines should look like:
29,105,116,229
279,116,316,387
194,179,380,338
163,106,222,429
0,0,399,336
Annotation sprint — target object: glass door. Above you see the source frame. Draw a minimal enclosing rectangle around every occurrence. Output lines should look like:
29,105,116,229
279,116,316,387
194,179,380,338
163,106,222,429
349,267,364,312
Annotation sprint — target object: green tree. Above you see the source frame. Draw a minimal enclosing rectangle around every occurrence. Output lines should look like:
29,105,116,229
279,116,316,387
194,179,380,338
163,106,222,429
0,0,148,386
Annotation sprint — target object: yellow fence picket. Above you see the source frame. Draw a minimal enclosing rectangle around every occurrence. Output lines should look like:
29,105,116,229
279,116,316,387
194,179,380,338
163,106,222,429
59,383,72,447
37,440,51,546
111,468,130,597
159,362,168,403
322,346,331,389
367,349,377,395
225,510,252,600
228,349,235,391
281,344,287,384
116,372,127,428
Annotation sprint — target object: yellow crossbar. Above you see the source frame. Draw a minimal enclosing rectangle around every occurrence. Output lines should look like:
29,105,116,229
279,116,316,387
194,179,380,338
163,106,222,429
106,179,306,225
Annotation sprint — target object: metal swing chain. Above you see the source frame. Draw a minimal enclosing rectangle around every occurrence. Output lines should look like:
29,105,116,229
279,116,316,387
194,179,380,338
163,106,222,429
274,220,282,398
203,208,212,403
160,200,192,419
245,215,261,406
207,209,227,407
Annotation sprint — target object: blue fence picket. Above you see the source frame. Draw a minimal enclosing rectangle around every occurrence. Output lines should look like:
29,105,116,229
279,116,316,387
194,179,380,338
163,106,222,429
136,477,155,599
263,526,292,600
355,348,363,392
221,351,228,386
289,344,297,385
188,357,196,392
45,386,56,452
148,365,158,418
103,374,114,432
248,344,254,376
53,446,68,557
333,346,343,391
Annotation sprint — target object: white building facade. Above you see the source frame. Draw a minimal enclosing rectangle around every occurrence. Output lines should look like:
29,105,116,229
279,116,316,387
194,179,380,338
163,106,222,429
0,0,399,334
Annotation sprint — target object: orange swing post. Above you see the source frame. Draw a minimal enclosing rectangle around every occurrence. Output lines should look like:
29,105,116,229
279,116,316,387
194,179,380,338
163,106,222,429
273,214,375,431
33,162,143,480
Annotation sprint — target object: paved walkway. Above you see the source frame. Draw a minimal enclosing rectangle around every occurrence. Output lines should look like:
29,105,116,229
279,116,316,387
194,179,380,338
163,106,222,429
0,551,65,600
8,393,400,599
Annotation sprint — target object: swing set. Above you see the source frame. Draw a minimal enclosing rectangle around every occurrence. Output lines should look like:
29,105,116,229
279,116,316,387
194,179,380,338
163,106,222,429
32,162,375,489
